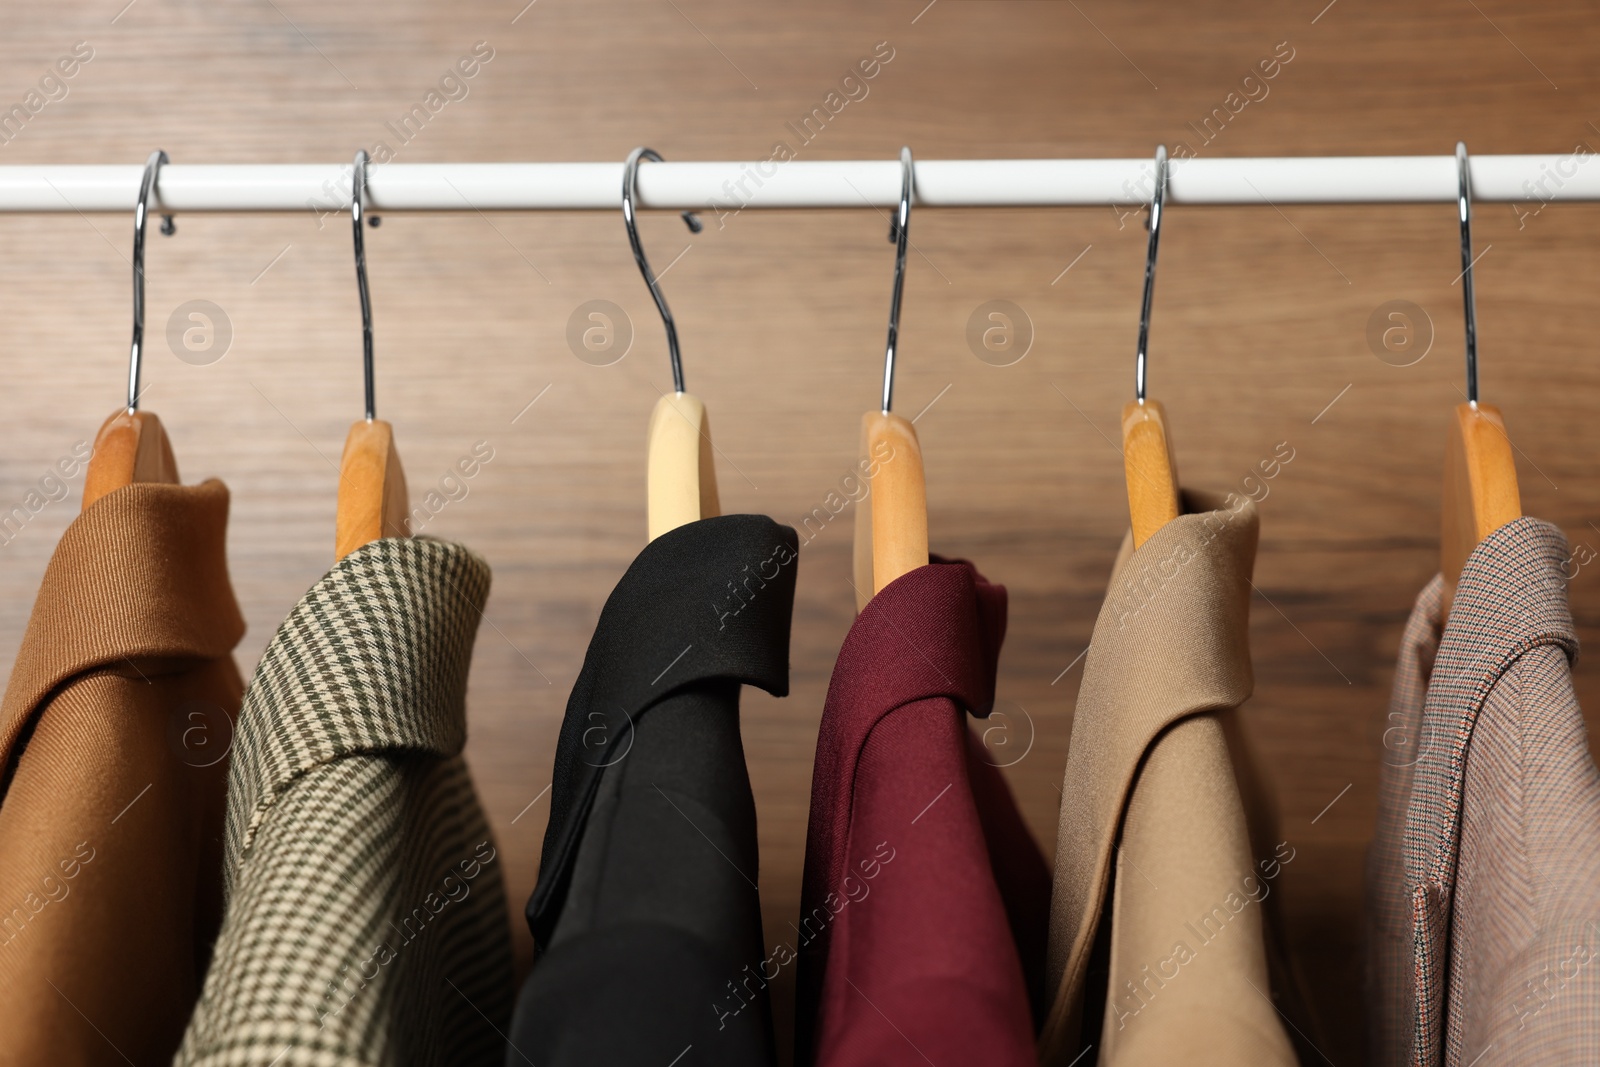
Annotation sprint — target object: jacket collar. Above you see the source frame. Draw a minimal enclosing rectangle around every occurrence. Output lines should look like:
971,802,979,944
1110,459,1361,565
0,481,245,781
529,514,798,944
1041,490,1259,1058
225,536,490,865
1405,516,1576,888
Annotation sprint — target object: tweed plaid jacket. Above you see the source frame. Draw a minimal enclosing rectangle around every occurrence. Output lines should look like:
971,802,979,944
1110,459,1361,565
1367,517,1600,1067
176,537,513,1067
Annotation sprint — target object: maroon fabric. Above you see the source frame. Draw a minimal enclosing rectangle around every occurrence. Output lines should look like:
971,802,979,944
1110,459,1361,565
795,559,1048,1067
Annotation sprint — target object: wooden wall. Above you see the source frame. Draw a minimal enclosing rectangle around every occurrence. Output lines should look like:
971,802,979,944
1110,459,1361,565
2,1,1598,1062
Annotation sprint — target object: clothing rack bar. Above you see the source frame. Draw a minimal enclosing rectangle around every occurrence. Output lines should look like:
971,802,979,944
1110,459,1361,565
0,156,1594,213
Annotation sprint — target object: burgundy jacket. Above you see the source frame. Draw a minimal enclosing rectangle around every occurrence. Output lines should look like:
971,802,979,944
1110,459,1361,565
795,559,1050,1067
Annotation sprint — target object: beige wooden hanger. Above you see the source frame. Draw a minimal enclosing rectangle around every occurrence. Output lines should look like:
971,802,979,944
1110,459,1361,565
1122,145,1182,549
84,151,182,510
625,147,721,542
852,148,929,613
334,150,409,560
1441,142,1520,614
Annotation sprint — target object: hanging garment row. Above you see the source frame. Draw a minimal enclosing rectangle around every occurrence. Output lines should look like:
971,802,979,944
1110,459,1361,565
0,142,1597,1067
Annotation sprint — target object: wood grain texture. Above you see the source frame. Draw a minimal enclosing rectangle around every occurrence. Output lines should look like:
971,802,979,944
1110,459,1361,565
863,410,929,595
81,409,179,507
334,418,409,559
645,390,720,540
1440,401,1521,613
0,3,1598,1063
1122,398,1182,547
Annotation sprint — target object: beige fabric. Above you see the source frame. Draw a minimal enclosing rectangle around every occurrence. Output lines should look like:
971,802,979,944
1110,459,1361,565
1040,493,1297,1066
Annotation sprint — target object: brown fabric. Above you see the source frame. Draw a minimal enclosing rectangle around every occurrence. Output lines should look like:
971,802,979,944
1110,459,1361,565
1367,518,1600,1067
0,480,245,1067
1040,492,1297,1066
1366,574,1445,1065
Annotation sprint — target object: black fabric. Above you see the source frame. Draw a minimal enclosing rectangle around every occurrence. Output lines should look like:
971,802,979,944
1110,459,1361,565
507,924,774,1067
512,514,797,1066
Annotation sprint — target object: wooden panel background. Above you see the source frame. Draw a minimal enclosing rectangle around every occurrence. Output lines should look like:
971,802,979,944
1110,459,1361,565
2,1,1599,1062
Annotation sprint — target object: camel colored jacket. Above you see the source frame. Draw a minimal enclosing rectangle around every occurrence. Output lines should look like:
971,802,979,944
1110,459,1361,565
0,481,245,1067
1040,493,1299,1066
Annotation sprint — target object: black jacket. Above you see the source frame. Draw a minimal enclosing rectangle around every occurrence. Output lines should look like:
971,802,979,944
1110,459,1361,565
510,514,799,1067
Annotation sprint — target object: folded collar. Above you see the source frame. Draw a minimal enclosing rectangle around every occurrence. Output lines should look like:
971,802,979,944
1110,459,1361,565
1041,490,1259,1058
225,536,490,864
529,514,798,944
0,480,245,778
1405,516,1577,889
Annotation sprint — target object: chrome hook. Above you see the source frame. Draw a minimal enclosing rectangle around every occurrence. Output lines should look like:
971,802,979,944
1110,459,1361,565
1456,142,1479,406
127,150,174,413
622,147,702,394
881,146,914,414
352,149,378,421
1134,145,1167,404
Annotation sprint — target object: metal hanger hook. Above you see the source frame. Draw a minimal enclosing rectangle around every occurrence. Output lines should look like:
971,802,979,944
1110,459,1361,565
127,149,174,414
622,147,701,395
352,149,377,421
1134,145,1167,404
881,146,914,415
1456,141,1479,407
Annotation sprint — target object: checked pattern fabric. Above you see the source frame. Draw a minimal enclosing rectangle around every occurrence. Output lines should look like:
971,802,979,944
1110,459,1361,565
177,537,513,1067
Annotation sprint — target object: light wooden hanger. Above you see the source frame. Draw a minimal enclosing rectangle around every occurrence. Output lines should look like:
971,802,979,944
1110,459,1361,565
852,147,929,612
624,147,721,542
334,150,409,560
1441,142,1520,614
1122,145,1182,550
83,150,182,510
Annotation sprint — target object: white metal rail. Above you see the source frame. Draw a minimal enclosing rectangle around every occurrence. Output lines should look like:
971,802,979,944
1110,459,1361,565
0,156,1593,212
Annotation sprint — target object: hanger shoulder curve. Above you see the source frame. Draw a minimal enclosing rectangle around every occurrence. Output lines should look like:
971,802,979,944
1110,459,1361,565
1441,401,1520,605
852,413,877,613
1122,398,1181,548
646,391,720,542
856,410,928,601
82,409,180,510
336,418,409,560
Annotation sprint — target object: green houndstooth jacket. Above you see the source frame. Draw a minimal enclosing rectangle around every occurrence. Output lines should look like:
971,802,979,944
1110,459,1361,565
176,537,514,1066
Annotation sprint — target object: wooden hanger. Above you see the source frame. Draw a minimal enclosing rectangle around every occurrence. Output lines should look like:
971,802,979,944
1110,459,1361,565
1441,143,1520,613
1123,145,1182,549
646,392,719,540
852,148,929,611
84,151,182,510
334,150,410,560
624,147,722,541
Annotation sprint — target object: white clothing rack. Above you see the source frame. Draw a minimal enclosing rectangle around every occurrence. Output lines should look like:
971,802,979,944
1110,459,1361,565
0,156,1594,213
